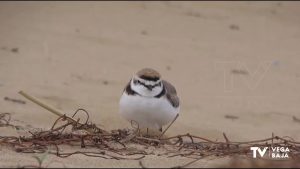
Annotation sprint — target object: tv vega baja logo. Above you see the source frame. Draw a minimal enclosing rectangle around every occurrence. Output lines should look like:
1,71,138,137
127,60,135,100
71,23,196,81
250,147,289,159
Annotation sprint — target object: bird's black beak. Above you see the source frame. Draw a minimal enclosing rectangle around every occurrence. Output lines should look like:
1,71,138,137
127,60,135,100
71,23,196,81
146,85,153,91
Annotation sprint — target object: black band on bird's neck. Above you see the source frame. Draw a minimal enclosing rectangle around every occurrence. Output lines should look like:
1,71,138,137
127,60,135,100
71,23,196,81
154,86,165,98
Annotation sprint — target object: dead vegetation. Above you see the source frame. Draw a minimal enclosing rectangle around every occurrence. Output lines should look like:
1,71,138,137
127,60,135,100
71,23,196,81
0,91,299,168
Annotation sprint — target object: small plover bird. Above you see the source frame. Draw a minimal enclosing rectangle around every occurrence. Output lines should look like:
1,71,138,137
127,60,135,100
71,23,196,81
119,68,180,132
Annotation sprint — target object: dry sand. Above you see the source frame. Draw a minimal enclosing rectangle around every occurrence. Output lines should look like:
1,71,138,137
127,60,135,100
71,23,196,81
1,1,300,167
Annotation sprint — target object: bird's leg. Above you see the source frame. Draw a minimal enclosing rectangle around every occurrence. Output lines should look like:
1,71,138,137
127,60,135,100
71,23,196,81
159,127,162,132
146,128,149,137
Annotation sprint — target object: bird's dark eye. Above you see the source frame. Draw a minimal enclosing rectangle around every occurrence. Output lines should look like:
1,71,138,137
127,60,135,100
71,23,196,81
133,79,142,85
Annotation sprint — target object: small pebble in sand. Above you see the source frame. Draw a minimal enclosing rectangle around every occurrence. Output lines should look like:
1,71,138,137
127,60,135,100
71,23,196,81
229,24,240,31
102,80,109,85
224,115,239,120
141,30,148,35
11,48,19,53
292,116,300,123
4,96,26,104
231,69,248,75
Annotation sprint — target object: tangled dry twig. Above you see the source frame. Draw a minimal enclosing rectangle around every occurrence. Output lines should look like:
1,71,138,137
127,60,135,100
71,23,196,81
1,110,300,167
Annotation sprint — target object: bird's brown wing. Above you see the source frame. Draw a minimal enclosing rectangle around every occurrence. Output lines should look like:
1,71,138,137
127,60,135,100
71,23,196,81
162,80,180,108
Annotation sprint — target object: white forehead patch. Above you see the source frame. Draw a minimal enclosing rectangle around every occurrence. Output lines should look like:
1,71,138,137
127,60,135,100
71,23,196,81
135,76,161,86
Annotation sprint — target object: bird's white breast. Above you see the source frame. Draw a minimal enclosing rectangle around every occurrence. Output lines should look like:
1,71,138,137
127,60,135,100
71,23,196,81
119,93,179,129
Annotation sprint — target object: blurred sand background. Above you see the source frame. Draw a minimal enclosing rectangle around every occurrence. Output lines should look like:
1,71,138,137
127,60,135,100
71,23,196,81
0,1,300,167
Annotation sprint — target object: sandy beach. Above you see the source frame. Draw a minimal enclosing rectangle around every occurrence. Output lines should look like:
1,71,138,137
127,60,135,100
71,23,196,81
1,1,300,167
